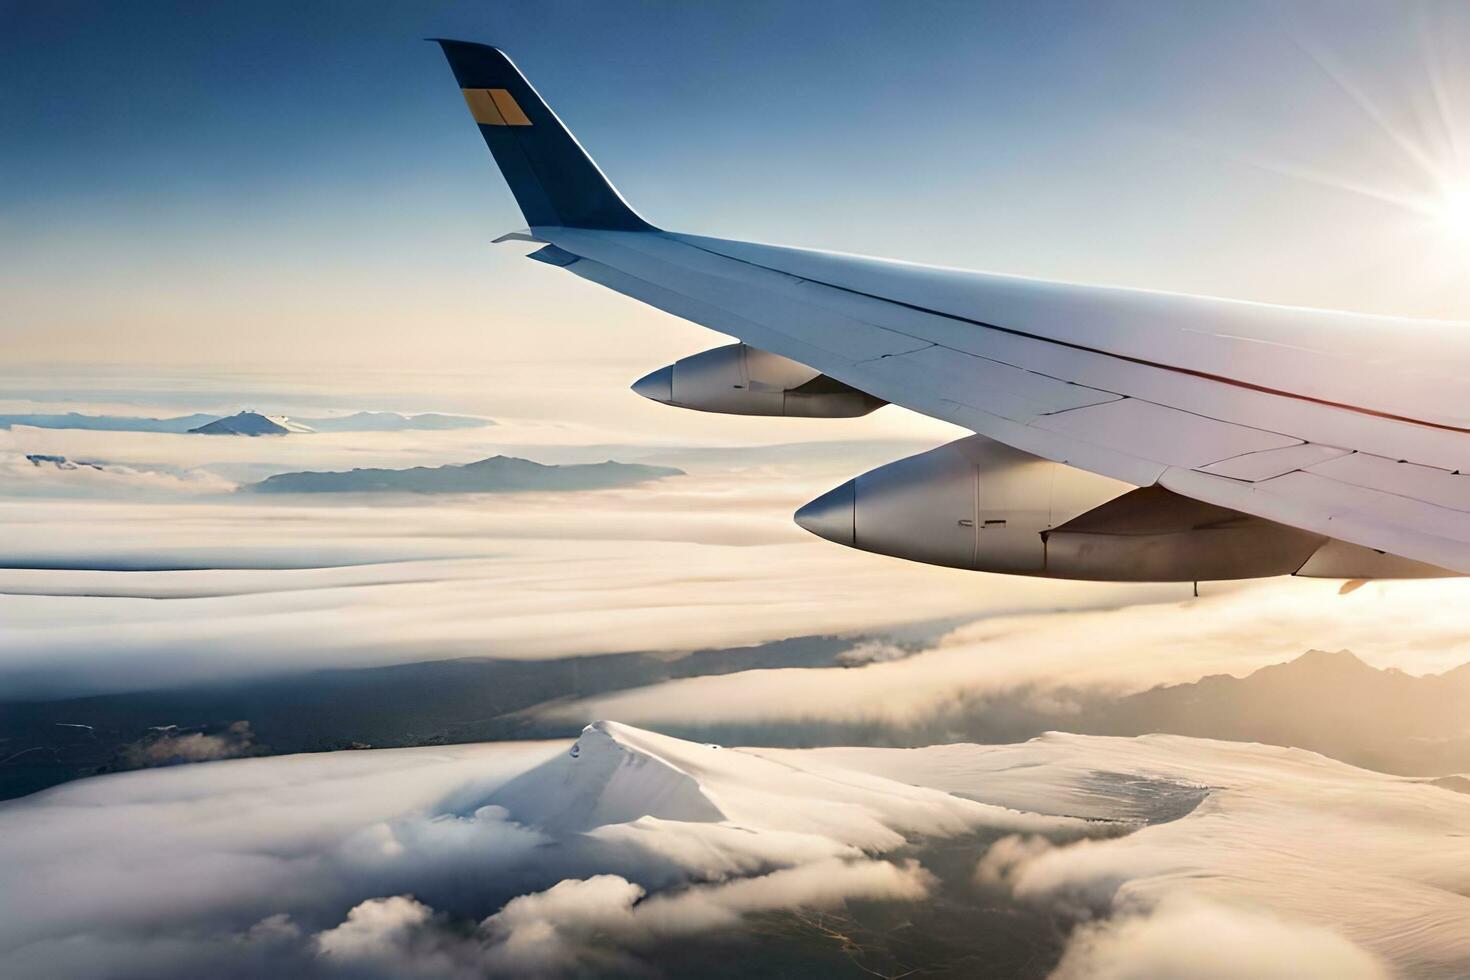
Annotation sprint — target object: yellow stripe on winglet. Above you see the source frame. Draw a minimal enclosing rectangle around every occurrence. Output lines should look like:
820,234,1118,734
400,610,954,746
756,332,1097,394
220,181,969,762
489,88,532,126
462,88,505,125
461,88,531,127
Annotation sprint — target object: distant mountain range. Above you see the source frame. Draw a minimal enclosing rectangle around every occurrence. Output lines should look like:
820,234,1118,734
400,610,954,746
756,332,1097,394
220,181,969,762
1086,649,1470,777
0,412,219,433
0,410,492,434
246,455,683,493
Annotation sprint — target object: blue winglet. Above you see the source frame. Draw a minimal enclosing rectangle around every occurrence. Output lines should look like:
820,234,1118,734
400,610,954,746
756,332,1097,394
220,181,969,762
433,40,654,231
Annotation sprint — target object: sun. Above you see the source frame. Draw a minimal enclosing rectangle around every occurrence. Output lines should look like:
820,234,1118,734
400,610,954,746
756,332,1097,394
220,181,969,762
1433,184,1470,242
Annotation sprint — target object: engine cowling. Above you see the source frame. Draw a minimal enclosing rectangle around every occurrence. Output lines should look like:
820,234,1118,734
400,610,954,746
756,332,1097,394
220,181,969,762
632,343,884,418
794,435,1334,582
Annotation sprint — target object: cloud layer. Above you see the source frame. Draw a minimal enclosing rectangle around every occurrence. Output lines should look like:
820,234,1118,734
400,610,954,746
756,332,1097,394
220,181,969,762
801,732,1470,978
549,577,1470,730
0,439,1189,696
0,723,1081,979
5,723,1466,979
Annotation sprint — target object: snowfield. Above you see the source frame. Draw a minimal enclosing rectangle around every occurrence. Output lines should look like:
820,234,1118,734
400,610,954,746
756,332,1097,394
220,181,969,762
0,723,1465,978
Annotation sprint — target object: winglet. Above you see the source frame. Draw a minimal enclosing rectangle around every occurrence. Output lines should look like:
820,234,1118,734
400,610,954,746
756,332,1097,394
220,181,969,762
433,40,653,231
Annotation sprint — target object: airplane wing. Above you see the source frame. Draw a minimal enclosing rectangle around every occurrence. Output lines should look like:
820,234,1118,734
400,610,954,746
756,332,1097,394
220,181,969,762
435,40,1470,576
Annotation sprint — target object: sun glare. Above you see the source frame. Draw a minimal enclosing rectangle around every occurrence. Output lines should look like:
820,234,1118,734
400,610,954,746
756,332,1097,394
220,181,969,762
1435,185,1470,242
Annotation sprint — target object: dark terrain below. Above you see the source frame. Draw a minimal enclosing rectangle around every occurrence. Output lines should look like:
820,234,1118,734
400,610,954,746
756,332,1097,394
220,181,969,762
4,640,1466,802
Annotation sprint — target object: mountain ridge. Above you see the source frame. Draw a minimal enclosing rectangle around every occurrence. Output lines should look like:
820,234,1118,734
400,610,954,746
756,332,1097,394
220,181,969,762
246,455,683,494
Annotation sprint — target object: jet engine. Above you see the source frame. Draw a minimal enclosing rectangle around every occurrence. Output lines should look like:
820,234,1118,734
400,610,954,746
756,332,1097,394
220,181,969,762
795,435,1338,581
632,343,885,417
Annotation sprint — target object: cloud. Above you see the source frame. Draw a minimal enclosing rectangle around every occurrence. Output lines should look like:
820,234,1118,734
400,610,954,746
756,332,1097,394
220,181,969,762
0,724,1033,979
308,859,935,978
0,455,1184,697
475,858,934,975
313,896,465,978
834,639,911,665
1049,899,1390,980
2,724,1468,979
547,577,1470,731
0,451,236,497
315,895,435,959
121,720,258,767
974,833,1055,888
477,875,646,974
0,393,1199,700
899,731,1470,978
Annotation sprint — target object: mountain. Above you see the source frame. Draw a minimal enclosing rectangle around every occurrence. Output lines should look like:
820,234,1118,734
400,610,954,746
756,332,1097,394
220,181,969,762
25,454,104,471
297,411,491,432
486,722,728,834
0,410,490,434
245,455,682,493
0,412,218,433
1089,649,1470,775
189,411,313,436
476,720,1073,840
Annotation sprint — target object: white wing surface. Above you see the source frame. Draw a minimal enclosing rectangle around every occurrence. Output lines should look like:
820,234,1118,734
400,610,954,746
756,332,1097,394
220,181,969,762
534,227,1470,574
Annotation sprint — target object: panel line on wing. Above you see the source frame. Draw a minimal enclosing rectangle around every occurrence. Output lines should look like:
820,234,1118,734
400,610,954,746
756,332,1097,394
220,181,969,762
670,235,1470,439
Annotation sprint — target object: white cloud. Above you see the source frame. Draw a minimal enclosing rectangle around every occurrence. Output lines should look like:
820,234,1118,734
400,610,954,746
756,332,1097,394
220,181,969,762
2,725,1467,979
476,858,934,974
307,859,937,978
314,895,436,962
834,639,911,665
0,451,236,498
0,723,1050,979
1050,899,1390,980
974,833,1055,888
548,577,1470,729
0,456,1184,696
809,732,1470,977
478,875,646,974
122,720,257,767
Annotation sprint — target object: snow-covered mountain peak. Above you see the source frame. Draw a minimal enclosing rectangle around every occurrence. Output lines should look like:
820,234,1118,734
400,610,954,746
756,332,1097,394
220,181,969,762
481,721,1077,851
188,411,313,436
487,721,727,835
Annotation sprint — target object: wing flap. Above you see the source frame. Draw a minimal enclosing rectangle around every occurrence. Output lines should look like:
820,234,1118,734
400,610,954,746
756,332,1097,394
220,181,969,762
1034,398,1301,469
860,345,1121,423
1302,453,1470,513
1199,444,1352,481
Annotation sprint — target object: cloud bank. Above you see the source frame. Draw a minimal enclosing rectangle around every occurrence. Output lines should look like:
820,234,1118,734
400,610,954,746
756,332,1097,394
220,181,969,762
5,724,1466,978
1051,898,1390,980
0,723,1083,979
800,732,1470,978
0,449,1187,696
549,577,1470,731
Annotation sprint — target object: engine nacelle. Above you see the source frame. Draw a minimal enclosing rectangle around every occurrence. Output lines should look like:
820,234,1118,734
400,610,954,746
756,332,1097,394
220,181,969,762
632,343,884,418
795,435,1332,582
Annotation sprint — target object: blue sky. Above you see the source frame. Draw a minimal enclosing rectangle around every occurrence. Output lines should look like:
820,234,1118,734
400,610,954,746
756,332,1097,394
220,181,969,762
3,0,1467,369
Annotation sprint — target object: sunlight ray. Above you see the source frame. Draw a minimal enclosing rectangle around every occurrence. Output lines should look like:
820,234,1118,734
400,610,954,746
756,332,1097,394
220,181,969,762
1292,35,1449,187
